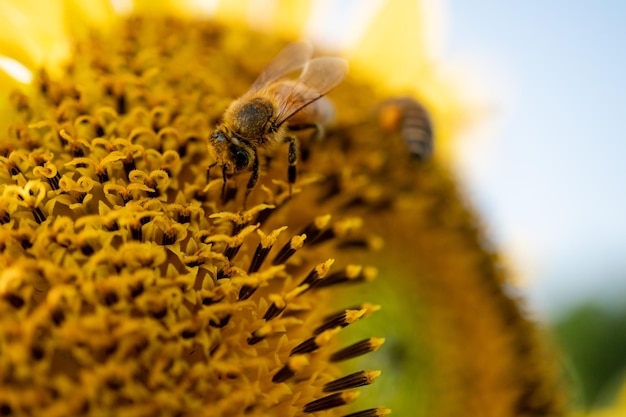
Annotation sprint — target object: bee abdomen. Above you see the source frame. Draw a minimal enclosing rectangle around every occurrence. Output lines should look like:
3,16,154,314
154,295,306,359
379,97,433,160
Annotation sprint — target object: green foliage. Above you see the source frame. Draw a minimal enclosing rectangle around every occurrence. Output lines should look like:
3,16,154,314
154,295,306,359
553,300,626,409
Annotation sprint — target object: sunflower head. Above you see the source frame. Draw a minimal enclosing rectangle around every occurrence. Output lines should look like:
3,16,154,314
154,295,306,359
0,2,569,417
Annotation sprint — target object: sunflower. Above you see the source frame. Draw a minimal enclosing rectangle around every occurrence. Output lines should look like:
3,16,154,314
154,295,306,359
0,1,567,416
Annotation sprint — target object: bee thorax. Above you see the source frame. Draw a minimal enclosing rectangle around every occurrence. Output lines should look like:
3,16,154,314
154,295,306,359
231,97,274,139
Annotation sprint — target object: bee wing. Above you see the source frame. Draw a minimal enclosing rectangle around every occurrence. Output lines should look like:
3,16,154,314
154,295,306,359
273,57,348,127
247,41,313,94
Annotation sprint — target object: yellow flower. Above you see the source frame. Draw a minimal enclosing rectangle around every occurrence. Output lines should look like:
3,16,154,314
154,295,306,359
567,379,626,417
0,1,568,417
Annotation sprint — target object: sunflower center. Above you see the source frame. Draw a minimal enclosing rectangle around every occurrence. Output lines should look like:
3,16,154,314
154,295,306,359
0,16,396,417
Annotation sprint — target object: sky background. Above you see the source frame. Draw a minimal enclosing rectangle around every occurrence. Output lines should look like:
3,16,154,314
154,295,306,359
443,1,626,318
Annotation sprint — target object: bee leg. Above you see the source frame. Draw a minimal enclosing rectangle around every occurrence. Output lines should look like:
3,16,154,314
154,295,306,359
207,162,219,186
287,123,321,163
244,149,259,209
221,165,228,200
286,136,297,195
310,123,324,141
289,123,322,140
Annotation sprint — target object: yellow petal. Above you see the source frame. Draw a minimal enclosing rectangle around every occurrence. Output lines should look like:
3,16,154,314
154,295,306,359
267,0,312,39
213,0,311,38
132,0,215,18
0,0,116,84
0,57,33,85
0,60,33,135
350,0,473,159
0,1,70,74
61,0,118,38
351,0,433,91
213,0,250,27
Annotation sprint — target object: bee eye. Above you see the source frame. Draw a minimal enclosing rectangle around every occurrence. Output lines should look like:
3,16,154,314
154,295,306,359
213,131,226,142
232,148,250,171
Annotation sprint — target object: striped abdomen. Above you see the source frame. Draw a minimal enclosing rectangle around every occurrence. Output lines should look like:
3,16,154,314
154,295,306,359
379,97,433,160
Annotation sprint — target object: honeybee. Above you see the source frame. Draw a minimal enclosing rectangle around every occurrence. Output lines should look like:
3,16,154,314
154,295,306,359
378,97,434,160
210,41,348,203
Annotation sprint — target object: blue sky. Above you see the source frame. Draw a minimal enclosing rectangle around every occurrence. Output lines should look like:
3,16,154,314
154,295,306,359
444,1,626,316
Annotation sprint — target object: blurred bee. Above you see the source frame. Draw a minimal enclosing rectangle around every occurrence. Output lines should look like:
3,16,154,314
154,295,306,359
378,97,434,160
210,41,348,204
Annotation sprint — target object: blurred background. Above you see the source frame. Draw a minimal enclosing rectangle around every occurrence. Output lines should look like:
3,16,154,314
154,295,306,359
442,0,626,409
305,0,626,409
445,0,626,319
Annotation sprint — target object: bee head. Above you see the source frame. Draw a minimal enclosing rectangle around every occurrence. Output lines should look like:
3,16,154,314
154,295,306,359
211,130,228,144
229,144,251,172
210,128,251,173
